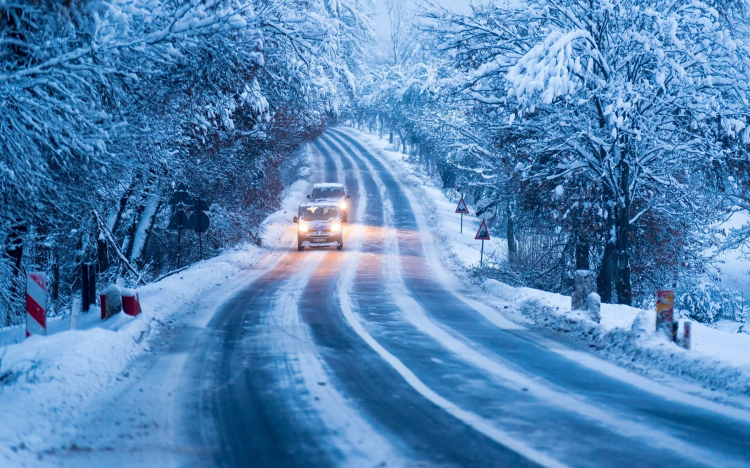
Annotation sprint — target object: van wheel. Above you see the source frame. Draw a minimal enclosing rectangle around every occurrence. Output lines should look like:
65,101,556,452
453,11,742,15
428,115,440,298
337,239,344,251
298,243,304,251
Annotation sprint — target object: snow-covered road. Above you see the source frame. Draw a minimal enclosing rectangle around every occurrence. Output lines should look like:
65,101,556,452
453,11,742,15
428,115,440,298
44,129,750,468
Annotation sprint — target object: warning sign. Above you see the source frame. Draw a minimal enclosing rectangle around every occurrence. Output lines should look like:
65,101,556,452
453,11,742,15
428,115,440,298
475,220,490,240
455,198,469,214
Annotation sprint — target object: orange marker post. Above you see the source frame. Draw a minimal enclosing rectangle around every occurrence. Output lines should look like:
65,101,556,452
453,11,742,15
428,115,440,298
656,290,675,341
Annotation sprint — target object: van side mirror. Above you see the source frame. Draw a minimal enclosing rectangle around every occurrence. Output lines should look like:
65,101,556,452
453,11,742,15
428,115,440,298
345,194,351,199
306,195,311,199
293,217,298,223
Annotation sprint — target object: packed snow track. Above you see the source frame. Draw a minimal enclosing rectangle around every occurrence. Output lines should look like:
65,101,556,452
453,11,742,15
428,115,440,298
55,129,750,468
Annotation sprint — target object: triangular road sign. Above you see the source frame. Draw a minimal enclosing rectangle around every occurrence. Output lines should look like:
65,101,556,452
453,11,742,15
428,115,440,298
455,198,469,214
167,210,191,230
475,220,490,240
168,191,193,206
168,182,194,206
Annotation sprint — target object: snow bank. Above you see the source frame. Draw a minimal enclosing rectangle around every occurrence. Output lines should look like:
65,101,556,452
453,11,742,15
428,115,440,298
481,278,750,396
350,127,750,402
0,179,308,465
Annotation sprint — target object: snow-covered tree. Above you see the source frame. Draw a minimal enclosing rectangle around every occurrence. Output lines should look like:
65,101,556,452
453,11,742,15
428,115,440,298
383,0,419,66
0,0,373,324
424,0,750,304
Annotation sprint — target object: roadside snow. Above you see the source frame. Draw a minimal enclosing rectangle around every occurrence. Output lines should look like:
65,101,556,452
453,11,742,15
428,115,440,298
348,127,750,404
0,179,309,466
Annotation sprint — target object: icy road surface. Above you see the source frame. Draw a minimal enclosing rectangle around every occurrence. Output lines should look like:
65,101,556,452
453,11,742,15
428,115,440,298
55,129,750,468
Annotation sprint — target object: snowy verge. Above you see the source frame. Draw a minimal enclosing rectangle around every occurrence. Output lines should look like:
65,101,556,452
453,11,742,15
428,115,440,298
347,127,750,402
0,179,309,465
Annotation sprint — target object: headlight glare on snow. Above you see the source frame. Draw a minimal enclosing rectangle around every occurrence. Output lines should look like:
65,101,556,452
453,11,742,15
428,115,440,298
299,223,309,233
331,223,342,233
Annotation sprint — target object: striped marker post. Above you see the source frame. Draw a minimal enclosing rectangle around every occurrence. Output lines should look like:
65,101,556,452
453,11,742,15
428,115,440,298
26,272,47,338
682,321,692,350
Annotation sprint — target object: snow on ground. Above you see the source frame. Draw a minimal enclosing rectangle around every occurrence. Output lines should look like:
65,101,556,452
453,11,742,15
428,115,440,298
350,127,750,404
0,179,309,467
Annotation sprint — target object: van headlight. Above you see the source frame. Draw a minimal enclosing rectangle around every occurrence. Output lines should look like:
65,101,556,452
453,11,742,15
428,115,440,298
299,223,309,233
331,223,341,233
340,201,347,210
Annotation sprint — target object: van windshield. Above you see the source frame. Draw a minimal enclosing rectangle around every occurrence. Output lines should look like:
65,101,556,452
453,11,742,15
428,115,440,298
312,187,344,199
300,206,339,221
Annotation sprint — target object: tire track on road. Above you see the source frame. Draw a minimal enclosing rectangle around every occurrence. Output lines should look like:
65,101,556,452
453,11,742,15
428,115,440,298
303,134,540,467
333,127,750,467
188,144,345,468
192,251,338,468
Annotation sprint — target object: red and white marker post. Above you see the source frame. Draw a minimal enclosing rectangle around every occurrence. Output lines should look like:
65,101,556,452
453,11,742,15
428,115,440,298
25,272,47,338
682,321,692,350
455,197,469,233
475,220,490,265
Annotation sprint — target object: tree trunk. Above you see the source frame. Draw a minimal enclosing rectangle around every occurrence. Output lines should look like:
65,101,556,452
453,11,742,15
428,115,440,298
3,224,26,325
131,195,161,265
51,248,59,303
615,161,633,305
615,220,632,305
598,241,615,303
597,201,616,304
111,171,141,237
560,241,569,291
506,202,517,257
127,169,159,263
97,231,109,274
575,236,590,270
138,200,162,267
389,131,394,144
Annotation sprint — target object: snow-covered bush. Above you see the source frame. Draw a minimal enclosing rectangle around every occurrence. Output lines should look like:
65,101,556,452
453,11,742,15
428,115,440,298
736,301,748,333
678,283,745,324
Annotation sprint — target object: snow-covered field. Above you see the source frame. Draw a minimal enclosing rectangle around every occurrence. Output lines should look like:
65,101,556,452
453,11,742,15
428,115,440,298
353,128,750,405
0,179,309,466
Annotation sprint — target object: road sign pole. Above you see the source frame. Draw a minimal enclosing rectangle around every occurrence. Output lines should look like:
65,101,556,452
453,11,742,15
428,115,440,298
81,264,89,313
177,227,181,269
474,219,490,265
189,201,210,260
455,197,469,232
88,263,96,308
461,193,464,234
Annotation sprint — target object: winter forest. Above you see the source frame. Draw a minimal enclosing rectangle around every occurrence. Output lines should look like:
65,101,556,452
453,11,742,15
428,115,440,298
4,0,750,328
